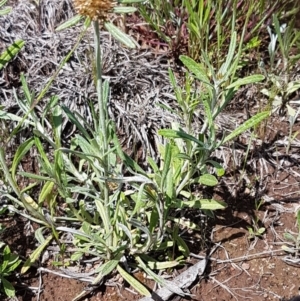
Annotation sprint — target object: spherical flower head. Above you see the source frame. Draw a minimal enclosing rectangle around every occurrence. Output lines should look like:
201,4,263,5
73,0,117,21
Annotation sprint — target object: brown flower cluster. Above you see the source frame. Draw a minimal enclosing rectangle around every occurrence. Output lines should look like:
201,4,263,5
73,0,117,21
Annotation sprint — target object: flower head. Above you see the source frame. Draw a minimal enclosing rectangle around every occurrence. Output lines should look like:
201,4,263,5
73,0,117,21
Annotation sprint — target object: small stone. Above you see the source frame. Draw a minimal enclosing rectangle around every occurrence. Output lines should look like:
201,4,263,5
241,263,250,270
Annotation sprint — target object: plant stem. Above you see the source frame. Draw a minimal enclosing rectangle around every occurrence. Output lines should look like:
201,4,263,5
93,21,112,256
93,21,108,153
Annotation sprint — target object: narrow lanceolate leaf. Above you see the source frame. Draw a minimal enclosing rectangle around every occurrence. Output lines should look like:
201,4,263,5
282,245,296,253
2,245,10,270
0,110,34,124
158,129,204,147
227,74,265,90
117,264,151,297
139,254,179,270
2,278,15,297
18,172,53,182
38,181,55,204
20,193,48,225
0,7,11,15
0,40,25,70
55,15,83,31
179,55,210,83
223,111,270,143
93,253,123,283
21,234,53,274
174,199,227,210
114,6,136,13
5,257,21,274
72,255,123,301
104,22,137,48
56,227,92,239
61,105,91,139
11,138,35,180
175,235,190,257
161,143,172,190
136,256,187,297
0,0,9,6
35,227,46,244
0,148,20,197
219,31,237,76
283,232,296,242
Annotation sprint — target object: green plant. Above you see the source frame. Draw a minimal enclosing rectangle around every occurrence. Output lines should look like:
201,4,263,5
183,0,267,62
0,244,22,298
260,14,300,115
138,0,293,62
0,1,217,300
247,226,266,240
0,2,281,301
0,59,197,301
282,210,300,256
176,24,267,123
247,199,266,240
152,26,270,227
161,34,269,157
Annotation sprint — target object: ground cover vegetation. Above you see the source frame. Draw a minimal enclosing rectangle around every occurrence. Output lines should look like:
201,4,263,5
0,0,300,300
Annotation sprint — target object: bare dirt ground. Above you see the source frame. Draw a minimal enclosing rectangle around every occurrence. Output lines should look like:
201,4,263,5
1,1,300,301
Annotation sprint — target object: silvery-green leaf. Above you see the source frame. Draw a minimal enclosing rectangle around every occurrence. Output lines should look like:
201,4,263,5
55,15,83,31
223,111,269,143
105,22,137,48
0,7,11,15
174,199,227,210
227,74,265,90
117,265,151,297
114,6,137,13
282,245,296,253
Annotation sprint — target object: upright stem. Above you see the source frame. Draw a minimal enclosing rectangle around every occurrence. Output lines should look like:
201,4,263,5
93,20,112,256
93,21,108,153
